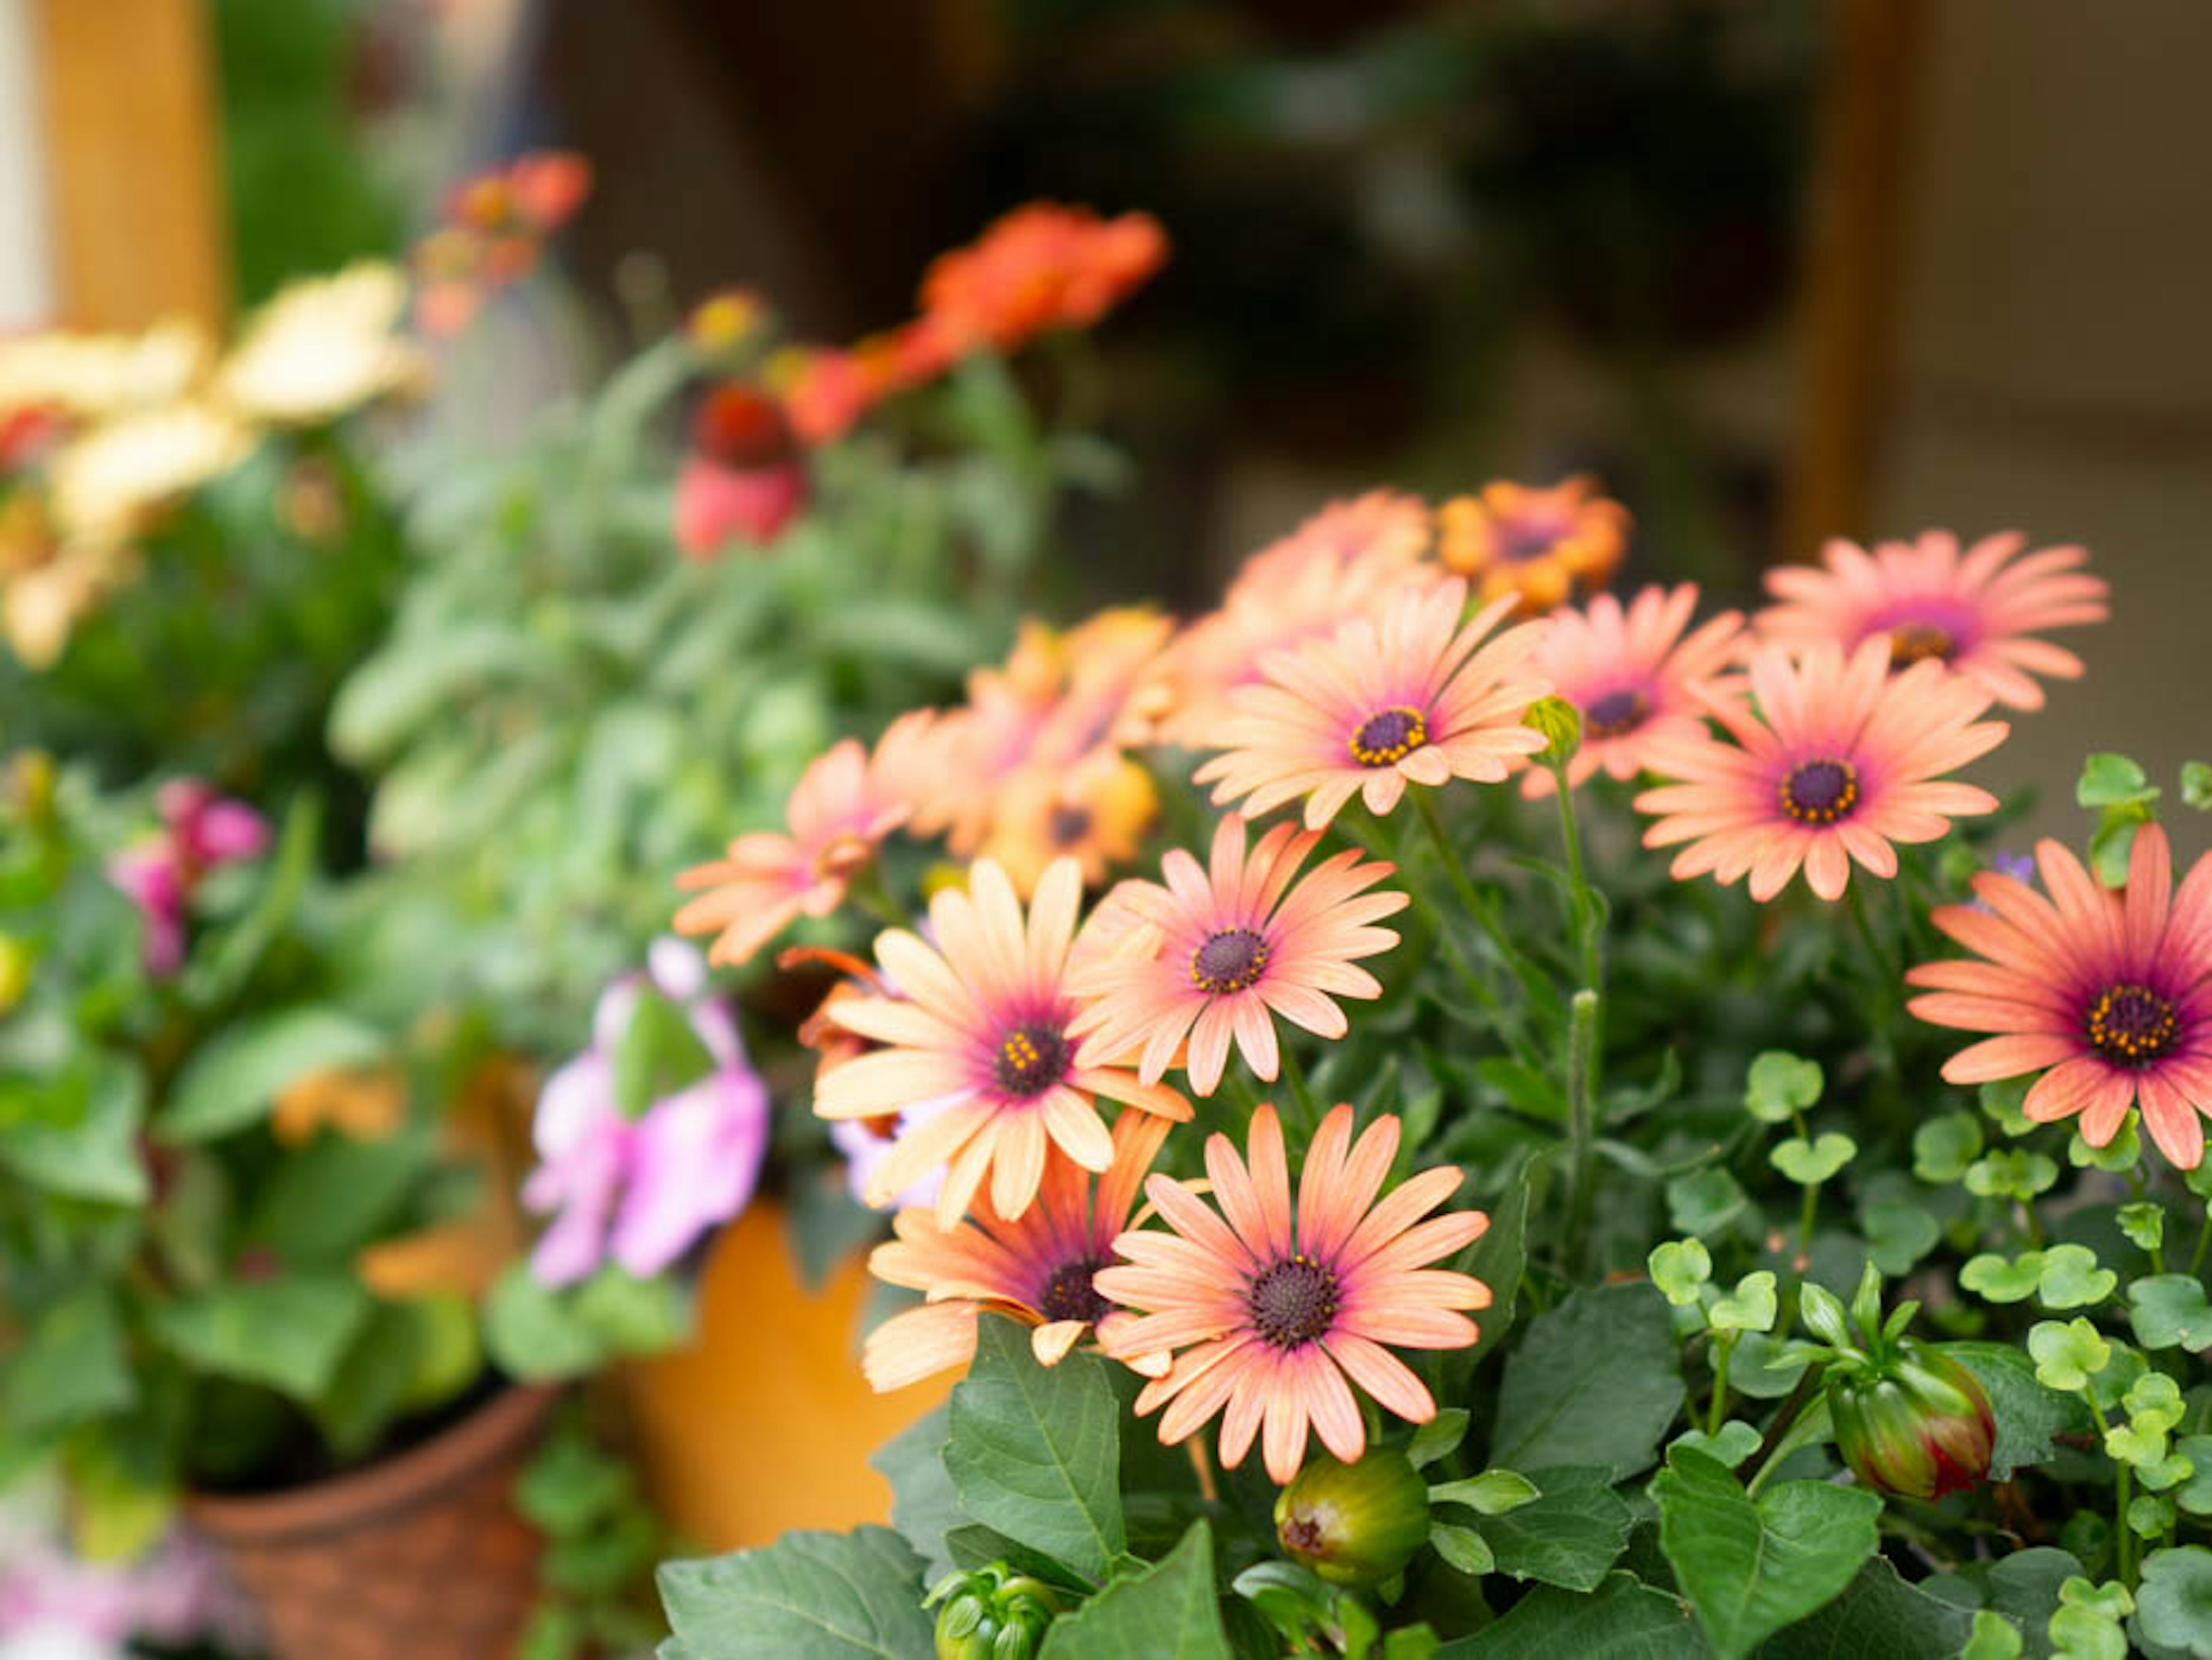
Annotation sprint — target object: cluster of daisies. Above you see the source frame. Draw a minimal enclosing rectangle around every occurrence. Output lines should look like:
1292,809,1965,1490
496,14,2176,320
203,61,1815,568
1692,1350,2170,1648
668,478,2212,1484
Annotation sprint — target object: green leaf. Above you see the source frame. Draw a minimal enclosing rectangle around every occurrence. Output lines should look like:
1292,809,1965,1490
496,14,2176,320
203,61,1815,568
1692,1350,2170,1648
2117,1203,2166,1256
1963,1253,2048,1304
1429,1470,1540,1517
1408,1408,1471,1471
484,1264,610,1382
2,1290,134,1436
1770,1135,1855,1186
1708,1273,1779,1336
2036,1245,2117,1310
1490,1283,1685,1480
1649,1240,1714,1307
1667,1168,1751,1239
573,1267,691,1355
1433,1571,1703,1657
2183,762,2212,812
1430,1522,1496,1576
1914,1111,1986,1183
1753,1553,1979,1658
1744,1053,1824,1123
1964,1151,2061,1203
2128,1275,2212,1352
1946,1342,2093,1480
1452,1151,1542,1382
1475,1467,1634,1593
1673,1423,1762,1467
2078,754,2158,810
150,1273,370,1401
1986,1546,2085,1657
0,1054,147,1203
945,1315,1124,1586
613,988,714,1119
1962,1609,2026,1660
2134,1547,2212,1656
245,1129,431,1265
1038,1521,1232,1659
1652,1447,1881,1659
656,1526,931,1659
869,1406,963,1584
2028,1319,2113,1393
160,1006,387,1144
2173,1438,2212,1517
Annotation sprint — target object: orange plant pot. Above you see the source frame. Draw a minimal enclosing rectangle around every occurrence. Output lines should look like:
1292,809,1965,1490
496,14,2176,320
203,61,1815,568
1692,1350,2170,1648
621,1201,953,1551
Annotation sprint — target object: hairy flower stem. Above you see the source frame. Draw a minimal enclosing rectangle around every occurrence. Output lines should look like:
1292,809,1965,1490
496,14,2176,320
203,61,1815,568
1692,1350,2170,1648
1565,990,1601,1278
1547,763,1603,994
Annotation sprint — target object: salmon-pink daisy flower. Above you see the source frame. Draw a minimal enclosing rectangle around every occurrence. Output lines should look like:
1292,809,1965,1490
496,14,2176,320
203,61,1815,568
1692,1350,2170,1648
860,1110,1174,1390
1523,584,1746,796
1192,577,1551,830
1068,815,1406,1095
1096,1103,1490,1484
1436,475,1630,611
672,720,923,969
1907,825,2212,1169
1757,530,2108,710
815,857,1190,1226
1635,640,2008,902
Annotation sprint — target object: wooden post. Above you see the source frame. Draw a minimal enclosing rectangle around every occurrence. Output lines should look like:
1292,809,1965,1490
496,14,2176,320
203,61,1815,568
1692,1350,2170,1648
1783,0,1916,558
29,0,228,330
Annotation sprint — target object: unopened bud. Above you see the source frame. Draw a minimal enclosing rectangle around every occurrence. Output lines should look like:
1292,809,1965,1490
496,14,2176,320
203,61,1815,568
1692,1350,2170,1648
1522,696,1583,767
1830,1343,1995,1500
1274,1449,1430,1587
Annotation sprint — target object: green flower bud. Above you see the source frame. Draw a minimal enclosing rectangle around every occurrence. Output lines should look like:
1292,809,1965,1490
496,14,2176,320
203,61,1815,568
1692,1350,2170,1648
1830,1343,1995,1500
1522,696,1582,767
929,1564,1060,1660
1274,1449,1430,1587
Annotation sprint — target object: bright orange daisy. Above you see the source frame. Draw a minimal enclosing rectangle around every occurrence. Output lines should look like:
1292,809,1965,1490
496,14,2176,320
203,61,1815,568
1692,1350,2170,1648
1096,1103,1489,1485
1067,814,1405,1096
1635,639,2008,902
1435,475,1629,611
980,750,1158,897
860,1110,1173,1390
815,857,1190,1226
1523,583,1747,796
1192,577,1551,830
1756,530,2109,711
1907,825,2212,1169
672,725,919,968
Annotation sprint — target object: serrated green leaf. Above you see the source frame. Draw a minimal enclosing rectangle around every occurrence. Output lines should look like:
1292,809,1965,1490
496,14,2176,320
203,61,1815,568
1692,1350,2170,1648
656,1526,932,1658
1432,1571,1702,1657
1755,1553,1980,1658
1475,1468,1633,1593
1038,1521,1232,1659
1946,1342,2094,1480
1490,1283,1684,1480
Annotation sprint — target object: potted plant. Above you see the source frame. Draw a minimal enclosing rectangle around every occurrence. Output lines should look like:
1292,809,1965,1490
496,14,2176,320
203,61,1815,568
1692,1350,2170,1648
646,485,2212,1657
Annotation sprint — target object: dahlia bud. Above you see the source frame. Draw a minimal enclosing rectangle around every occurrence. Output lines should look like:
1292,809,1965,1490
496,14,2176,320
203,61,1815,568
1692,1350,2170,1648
926,1566,1059,1660
1522,695,1583,767
1829,1343,1995,1500
1274,1449,1430,1587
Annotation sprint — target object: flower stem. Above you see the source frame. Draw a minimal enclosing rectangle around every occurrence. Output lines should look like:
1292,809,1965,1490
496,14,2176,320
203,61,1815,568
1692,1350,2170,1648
2088,1394,2137,1587
1709,1333,1738,1435
1277,1043,1320,1139
1412,787,1537,989
1547,762,1602,993
2193,1209,2212,1277
1565,989,1601,1276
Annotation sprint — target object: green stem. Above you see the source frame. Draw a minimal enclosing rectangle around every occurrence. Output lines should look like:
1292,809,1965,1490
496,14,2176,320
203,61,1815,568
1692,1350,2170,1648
1276,1044,1320,1139
2088,1396,2137,1587
1547,762,1602,992
1797,1182,1820,1266
1565,989,1601,1276
1411,788,1537,989
1708,1333,1738,1435
2193,1210,2212,1277
2015,1199,2047,1252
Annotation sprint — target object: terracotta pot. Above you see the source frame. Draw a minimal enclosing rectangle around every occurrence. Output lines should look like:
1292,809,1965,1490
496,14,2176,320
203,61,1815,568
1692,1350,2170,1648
188,1384,557,1659
623,1200,954,1549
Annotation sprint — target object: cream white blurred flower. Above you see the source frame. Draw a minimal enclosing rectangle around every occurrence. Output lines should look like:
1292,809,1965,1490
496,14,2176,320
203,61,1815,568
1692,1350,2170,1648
47,403,251,544
218,262,429,425
0,319,210,419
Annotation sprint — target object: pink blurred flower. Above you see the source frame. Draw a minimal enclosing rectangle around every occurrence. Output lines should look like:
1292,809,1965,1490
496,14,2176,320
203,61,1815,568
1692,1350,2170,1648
107,780,269,976
522,939,771,1287
675,383,807,556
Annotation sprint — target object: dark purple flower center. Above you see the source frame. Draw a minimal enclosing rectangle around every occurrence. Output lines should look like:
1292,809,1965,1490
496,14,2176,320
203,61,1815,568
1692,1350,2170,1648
1499,519,1567,562
1039,1256,1110,1325
2085,983,2179,1067
1349,705,1427,767
1048,805,1093,846
993,1020,1071,1099
1190,927,1271,995
1584,687,1653,739
1779,758,1860,825
1885,621,1956,667
1249,1253,1341,1349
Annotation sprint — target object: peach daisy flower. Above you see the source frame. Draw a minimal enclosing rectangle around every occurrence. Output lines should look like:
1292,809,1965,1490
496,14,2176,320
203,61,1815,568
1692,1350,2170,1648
861,1110,1174,1389
1907,825,2212,1169
980,751,1159,897
816,857,1190,1226
1522,583,1747,796
1068,815,1406,1095
1635,639,2008,903
1436,475,1630,611
1756,530,2109,711
1096,1103,1490,1484
672,724,920,969
1193,577,1551,830
1154,501,1438,746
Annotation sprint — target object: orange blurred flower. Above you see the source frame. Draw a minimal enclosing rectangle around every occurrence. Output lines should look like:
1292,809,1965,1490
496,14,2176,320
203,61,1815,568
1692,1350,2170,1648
1436,476,1630,611
919,202,1166,357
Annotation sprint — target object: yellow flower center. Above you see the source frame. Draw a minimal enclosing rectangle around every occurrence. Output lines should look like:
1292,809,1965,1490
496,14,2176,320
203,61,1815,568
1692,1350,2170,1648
1349,705,1427,767
2086,984,2178,1066
993,1021,1071,1099
1886,622,1956,667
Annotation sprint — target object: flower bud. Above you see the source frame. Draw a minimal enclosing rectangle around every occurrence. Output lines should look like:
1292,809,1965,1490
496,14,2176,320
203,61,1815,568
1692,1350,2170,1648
1830,1343,1995,1499
1522,696,1583,767
1274,1449,1431,1587
928,1566,1060,1660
